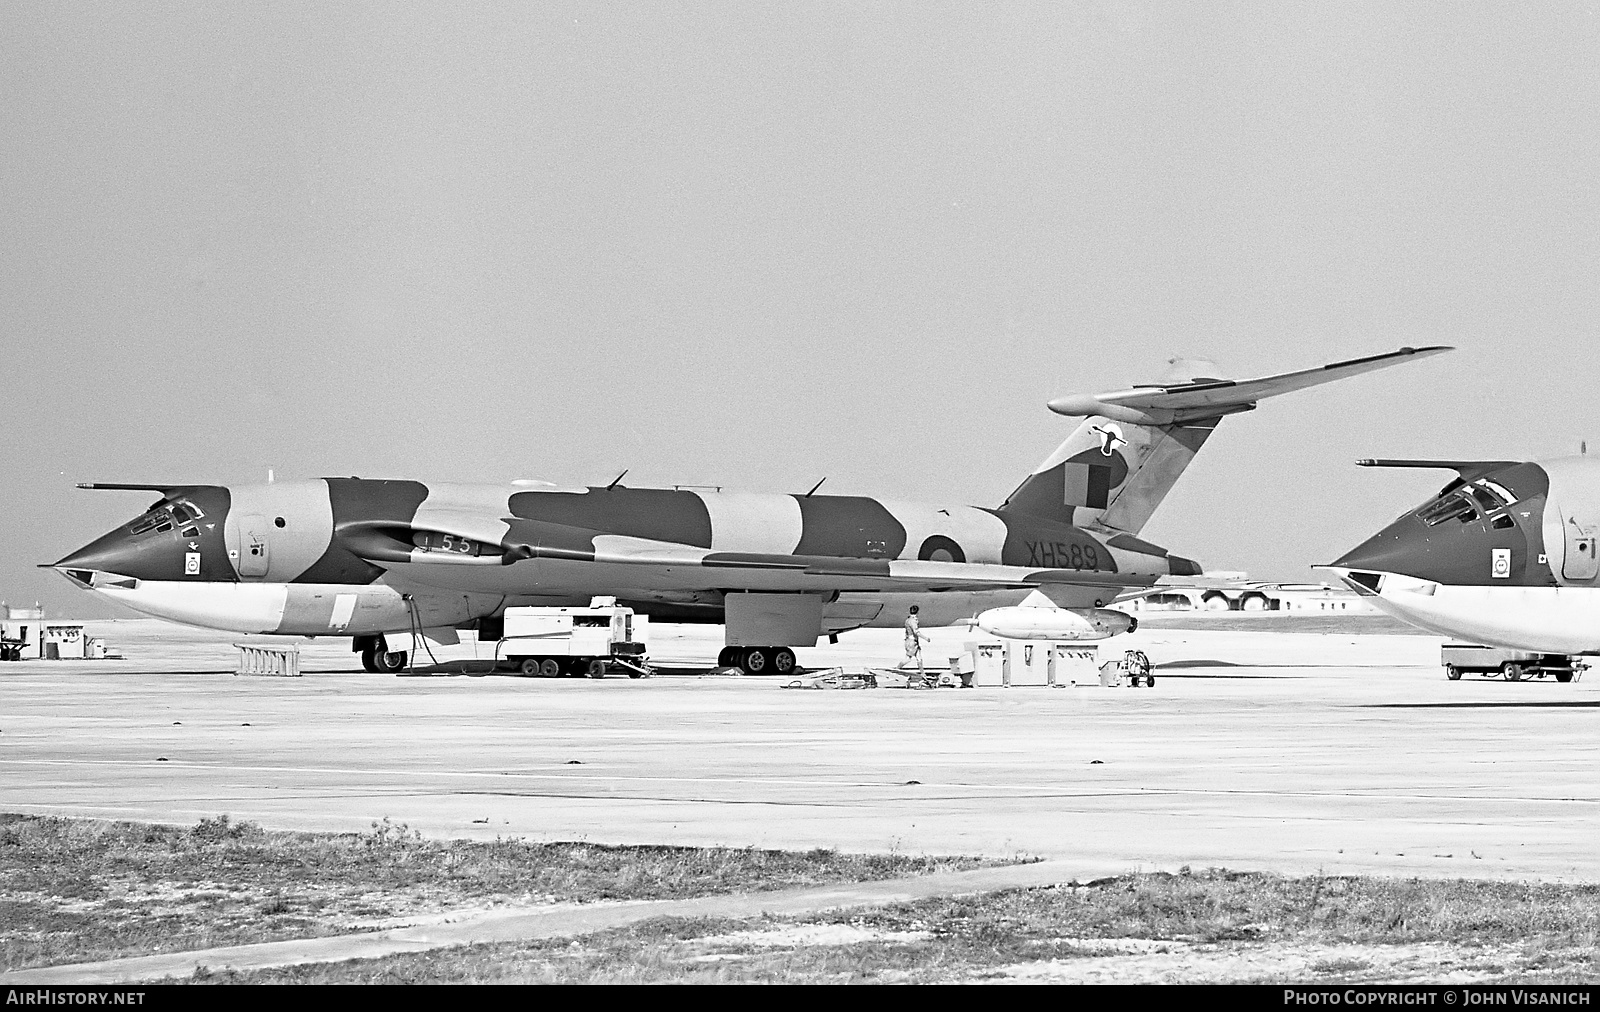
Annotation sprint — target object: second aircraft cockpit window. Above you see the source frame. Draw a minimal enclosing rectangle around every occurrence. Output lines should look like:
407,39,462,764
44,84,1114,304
1418,480,1514,528
1419,492,1478,526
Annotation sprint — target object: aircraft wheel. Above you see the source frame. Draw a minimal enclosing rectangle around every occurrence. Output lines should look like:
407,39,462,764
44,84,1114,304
1503,662,1524,682
540,658,562,678
741,648,769,675
1445,665,1462,681
360,647,380,673
375,650,408,673
772,647,796,675
587,658,608,679
519,658,540,676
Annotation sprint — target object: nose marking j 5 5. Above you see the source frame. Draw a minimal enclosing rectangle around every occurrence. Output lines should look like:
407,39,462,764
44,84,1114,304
1025,540,1101,570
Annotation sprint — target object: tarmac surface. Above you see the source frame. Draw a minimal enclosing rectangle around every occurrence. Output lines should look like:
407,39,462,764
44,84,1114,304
4,615,1599,882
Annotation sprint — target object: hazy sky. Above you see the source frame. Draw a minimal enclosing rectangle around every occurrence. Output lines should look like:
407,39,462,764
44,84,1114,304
2,2,1596,616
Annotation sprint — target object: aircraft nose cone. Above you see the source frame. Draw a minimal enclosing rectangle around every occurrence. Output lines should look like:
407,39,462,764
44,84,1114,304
1333,494,1535,585
1331,521,1429,576
50,527,163,580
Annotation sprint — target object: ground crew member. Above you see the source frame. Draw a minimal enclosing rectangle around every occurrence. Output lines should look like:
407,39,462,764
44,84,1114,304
903,605,929,675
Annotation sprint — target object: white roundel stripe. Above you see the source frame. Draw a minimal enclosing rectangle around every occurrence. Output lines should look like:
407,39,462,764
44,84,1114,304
696,491,804,555
877,500,1008,565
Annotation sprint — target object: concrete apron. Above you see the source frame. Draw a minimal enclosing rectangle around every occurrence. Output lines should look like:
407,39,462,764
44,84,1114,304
1,859,1106,984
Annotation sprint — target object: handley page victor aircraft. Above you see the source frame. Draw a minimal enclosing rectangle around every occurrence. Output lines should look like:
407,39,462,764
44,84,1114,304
1324,451,1600,655
51,347,1446,674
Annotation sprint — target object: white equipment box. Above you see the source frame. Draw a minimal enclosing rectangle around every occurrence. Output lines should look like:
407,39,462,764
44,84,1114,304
970,640,1099,687
499,597,651,678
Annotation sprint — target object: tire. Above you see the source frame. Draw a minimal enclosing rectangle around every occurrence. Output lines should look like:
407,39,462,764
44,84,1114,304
1556,670,1574,683
360,647,380,673
1445,665,1462,681
1239,593,1268,612
772,647,797,675
540,658,562,678
741,648,769,675
519,658,540,676
1503,663,1524,682
587,658,608,679
1202,593,1230,612
375,650,407,673
717,646,740,668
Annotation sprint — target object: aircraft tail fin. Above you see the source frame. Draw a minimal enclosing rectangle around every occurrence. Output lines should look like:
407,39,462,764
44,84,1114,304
999,346,1451,536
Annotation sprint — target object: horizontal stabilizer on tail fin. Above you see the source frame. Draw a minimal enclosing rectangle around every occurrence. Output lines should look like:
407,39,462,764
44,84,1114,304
1005,346,1453,537
1047,346,1452,424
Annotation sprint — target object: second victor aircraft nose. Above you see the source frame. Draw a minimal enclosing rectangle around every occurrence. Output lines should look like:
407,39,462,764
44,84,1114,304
1333,467,1542,586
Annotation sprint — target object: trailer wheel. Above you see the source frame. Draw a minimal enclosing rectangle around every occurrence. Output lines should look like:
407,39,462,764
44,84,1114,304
1556,670,1574,683
742,648,769,674
772,647,796,674
1445,665,1462,681
519,658,540,676
1503,662,1524,682
587,658,608,679
540,658,561,678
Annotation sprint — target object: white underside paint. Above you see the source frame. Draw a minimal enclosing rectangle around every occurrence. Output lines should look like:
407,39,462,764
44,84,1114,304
1353,572,1600,654
93,581,291,634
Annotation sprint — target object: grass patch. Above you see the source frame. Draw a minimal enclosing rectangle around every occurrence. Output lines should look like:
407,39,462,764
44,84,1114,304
0,813,993,972
201,870,1600,984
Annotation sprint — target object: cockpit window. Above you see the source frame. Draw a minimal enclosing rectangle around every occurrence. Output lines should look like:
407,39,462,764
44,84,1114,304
1468,487,1501,513
1418,491,1479,526
1417,476,1517,528
128,499,205,536
1476,479,1515,506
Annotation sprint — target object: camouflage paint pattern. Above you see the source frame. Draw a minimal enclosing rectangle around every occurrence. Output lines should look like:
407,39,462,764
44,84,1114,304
53,347,1448,643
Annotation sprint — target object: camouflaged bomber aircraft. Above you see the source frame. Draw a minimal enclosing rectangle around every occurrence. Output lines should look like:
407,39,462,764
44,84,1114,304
51,347,1446,675
1324,453,1600,655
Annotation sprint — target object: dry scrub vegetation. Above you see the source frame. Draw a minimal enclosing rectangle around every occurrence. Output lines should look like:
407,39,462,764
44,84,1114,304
0,813,984,972
208,870,1600,984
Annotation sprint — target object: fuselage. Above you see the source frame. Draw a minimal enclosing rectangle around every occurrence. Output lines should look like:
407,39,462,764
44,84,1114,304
1328,456,1600,653
53,479,1194,639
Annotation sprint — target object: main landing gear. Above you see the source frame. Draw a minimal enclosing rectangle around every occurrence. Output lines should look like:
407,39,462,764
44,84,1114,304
356,635,408,673
717,645,797,676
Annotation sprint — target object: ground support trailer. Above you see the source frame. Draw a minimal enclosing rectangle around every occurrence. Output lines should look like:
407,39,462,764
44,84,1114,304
1441,643,1584,683
498,599,652,679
